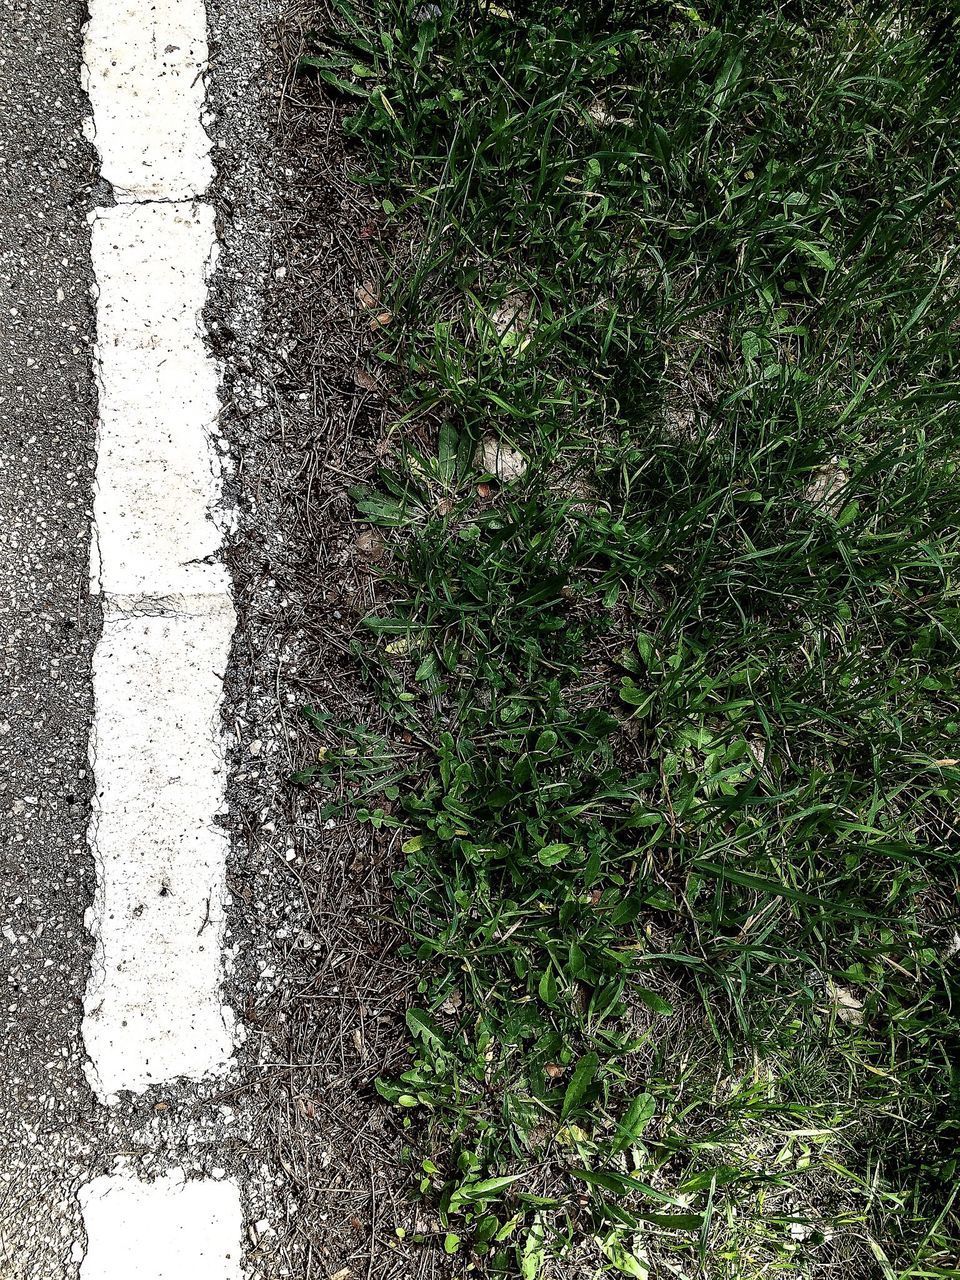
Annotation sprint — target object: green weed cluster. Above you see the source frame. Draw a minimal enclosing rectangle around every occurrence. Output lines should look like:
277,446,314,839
297,3,960,1274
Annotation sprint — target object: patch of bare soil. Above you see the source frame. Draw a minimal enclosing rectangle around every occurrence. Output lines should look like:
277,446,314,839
207,3,442,1276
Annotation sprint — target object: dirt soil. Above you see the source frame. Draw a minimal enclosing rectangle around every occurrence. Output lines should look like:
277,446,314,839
206,2,445,1276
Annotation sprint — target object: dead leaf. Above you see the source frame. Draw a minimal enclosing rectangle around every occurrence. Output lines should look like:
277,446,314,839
487,291,535,353
249,1219,272,1245
826,980,864,1026
747,738,768,768
356,281,379,310
805,460,849,516
439,989,462,1015
586,98,617,126
356,528,385,560
556,1123,590,1148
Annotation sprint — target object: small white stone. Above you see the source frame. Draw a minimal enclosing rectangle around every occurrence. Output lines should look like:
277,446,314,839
475,436,527,483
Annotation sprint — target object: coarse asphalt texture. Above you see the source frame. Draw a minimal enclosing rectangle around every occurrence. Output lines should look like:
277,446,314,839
0,0,100,1270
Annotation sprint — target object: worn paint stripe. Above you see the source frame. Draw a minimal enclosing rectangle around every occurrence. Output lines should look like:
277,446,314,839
80,1171,243,1280
78,0,245,1256
80,0,237,1108
83,597,235,1098
83,0,213,201
90,201,228,598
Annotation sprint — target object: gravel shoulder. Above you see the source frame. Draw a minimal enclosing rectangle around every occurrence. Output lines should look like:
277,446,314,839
206,4,429,1276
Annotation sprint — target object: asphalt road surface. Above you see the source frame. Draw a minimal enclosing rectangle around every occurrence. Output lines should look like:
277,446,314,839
0,0,101,1270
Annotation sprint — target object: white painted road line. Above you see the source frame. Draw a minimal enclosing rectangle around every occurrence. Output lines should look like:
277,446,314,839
83,597,235,1098
79,0,245,1265
83,0,213,201
89,202,228,598
82,0,237,1100
80,1170,243,1279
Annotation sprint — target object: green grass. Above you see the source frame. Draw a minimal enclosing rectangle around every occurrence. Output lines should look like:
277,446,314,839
296,2,960,1275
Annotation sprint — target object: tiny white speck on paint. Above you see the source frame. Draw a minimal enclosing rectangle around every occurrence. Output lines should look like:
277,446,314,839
79,1171,243,1280
83,0,213,201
